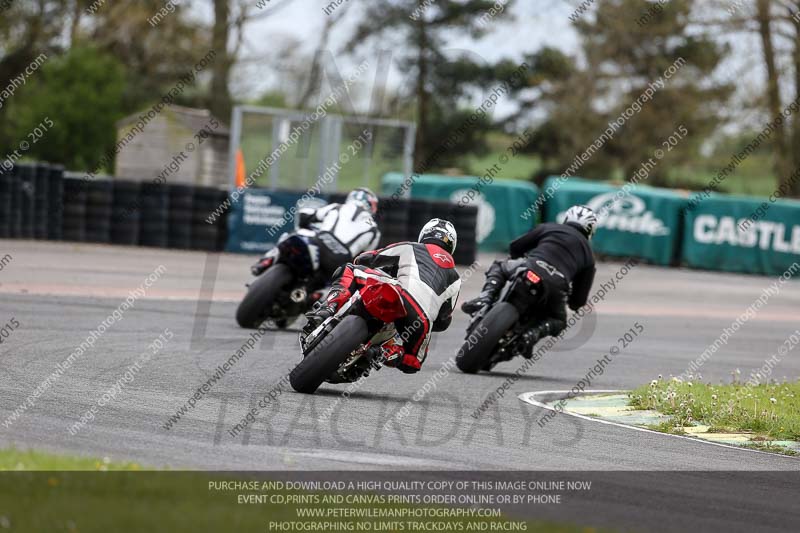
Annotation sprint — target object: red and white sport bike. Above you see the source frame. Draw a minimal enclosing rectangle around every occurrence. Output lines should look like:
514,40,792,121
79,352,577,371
290,266,408,394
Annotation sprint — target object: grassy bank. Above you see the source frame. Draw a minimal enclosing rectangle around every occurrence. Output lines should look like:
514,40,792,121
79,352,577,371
0,447,143,471
629,379,800,444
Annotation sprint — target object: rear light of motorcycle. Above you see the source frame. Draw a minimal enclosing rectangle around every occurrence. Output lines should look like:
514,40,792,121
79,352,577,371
526,270,541,284
361,282,407,322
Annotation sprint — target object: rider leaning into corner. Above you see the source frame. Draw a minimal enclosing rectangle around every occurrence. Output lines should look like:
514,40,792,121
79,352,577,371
305,218,462,374
250,187,382,281
461,205,598,356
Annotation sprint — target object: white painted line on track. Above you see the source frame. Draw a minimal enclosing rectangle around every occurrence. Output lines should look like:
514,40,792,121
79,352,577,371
289,449,456,468
519,390,800,460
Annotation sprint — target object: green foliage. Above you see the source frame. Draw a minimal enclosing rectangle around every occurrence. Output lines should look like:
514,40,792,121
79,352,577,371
464,131,541,179
629,378,800,442
345,1,517,170
84,0,208,112
662,130,779,197
525,0,733,186
6,46,126,171
426,106,493,168
253,90,289,109
0,447,141,471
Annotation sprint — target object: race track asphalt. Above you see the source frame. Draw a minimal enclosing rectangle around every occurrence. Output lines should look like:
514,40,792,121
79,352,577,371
1,240,799,532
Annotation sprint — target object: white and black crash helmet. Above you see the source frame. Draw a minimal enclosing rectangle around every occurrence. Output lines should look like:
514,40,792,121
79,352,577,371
562,205,598,239
418,218,457,254
346,187,379,215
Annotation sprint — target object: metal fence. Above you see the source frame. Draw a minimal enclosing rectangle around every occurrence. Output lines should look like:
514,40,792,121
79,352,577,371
228,106,415,193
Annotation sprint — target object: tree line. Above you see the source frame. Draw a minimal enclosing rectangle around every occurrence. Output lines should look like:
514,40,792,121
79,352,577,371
0,0,798,197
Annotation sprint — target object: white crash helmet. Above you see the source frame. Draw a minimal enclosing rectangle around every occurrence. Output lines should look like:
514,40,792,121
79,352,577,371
418,218,457,254
346,187,379,215
562,205,598,239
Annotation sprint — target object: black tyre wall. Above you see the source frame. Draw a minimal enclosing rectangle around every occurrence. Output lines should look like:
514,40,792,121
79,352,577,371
111,180,142,246
8,164,22,238
18,163,35,239
450,203,478,266
34,163,50,239
168,184,194,249
62,177,88,242
0,166,12,239
85,179,113,243
47,165,64,240
139,182,169,248
375,197,408,248
191,186,228,251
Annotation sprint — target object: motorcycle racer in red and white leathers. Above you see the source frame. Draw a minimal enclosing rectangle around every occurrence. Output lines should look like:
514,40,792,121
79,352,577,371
304,218,462,373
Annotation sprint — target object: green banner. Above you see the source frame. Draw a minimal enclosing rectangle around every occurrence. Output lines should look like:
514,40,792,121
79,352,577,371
683,194,800,276
382,172,539,252
543,177,686,265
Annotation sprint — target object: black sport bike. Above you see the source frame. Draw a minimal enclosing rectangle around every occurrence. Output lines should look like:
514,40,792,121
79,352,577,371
456,266,550,373
235,230,326,329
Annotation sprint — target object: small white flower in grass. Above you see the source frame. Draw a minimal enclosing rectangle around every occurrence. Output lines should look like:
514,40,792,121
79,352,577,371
711,394,718,401
687,382,693,387
650,380,658,387
658,374,662,380
770,397,777,404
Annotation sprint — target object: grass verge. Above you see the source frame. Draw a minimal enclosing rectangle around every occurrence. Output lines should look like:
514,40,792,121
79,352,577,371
629,379,800,450
0,447,142,471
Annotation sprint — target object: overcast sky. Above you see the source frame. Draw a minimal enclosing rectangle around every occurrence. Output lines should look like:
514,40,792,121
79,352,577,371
226,1,577,110
212,0,765,132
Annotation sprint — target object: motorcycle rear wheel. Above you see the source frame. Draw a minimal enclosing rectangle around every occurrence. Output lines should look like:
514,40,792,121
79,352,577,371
290,315,370,394
236,264,293,329
456,302,519,374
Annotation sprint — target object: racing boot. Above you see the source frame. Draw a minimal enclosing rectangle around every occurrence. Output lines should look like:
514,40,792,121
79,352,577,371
382,347,422,373
519,319,564,359
379,336,422,374
303,304,335,333
380,339,405,368
461,276,503,315
302,288,350,333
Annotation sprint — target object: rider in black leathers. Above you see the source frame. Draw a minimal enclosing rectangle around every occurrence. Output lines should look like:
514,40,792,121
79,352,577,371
461,205,598,354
